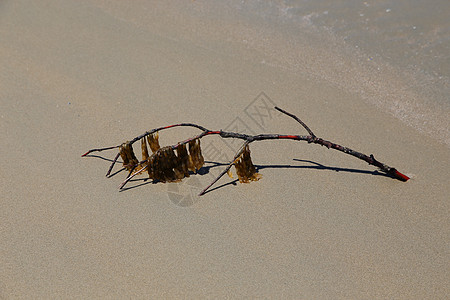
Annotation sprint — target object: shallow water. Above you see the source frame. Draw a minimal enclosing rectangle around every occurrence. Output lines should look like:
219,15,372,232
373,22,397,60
238,0,450,78
198,0,450,146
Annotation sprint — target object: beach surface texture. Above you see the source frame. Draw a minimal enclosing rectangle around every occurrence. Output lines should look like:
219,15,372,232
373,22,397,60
1,1,449,298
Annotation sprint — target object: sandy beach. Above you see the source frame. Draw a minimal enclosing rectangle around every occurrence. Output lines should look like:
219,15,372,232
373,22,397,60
1,0,449,298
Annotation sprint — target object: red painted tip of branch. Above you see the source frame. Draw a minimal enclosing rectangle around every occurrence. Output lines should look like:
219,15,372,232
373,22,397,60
394,170,410,181
81,151,89,157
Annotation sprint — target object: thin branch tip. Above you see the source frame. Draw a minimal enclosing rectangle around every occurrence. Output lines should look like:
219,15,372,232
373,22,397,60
275,106,315,137
392,169,410,181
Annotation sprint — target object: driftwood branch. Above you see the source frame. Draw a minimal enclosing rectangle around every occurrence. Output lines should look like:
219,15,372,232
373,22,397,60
82,107,409,196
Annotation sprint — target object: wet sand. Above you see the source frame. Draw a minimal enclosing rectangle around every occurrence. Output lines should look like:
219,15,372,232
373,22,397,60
1,1,449,298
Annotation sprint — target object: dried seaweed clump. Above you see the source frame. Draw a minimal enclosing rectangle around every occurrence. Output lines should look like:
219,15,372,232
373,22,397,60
233,145,261,183
188,139,204,172
125,137,205,183
174,143,190,179
147,146,180,182
119,142,139,172
147,133,160,153
120,133,161,176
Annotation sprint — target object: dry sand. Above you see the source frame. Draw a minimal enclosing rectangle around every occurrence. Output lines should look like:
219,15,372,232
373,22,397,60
1,0,449,298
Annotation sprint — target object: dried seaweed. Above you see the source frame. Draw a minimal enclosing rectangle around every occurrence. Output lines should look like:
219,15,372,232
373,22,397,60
234,145,262,183
188,139,204,172
147,133,160,153
175,143,191,179
148,146,179,182
119,142,139,172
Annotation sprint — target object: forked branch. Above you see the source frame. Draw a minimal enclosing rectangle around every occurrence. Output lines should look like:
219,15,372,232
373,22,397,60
82,107,409,196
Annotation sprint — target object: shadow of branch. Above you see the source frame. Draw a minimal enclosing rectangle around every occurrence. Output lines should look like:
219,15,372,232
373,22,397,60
85,153,391,194
254,159,386,177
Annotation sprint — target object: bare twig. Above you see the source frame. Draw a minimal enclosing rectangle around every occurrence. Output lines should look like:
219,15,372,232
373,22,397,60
198,141,251,196
106,152,121,177
82,107,409,196
119,163,148,189
275,106,316,138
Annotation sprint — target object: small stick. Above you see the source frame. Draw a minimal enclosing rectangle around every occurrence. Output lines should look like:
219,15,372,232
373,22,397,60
198,141,250,196
81,145,120,157
275,106,316,138
106,152,121,177
119,164,148,189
